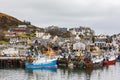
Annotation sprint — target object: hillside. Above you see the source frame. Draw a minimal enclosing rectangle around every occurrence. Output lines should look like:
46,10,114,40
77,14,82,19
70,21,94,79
0,13,23,30
0,13,23,40
0,13,41,41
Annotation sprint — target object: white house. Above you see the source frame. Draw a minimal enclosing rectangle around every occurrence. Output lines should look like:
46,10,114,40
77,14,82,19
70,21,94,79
42,33,51,39
75,34,81,40
18,25,27,28
96,34,107,40
69,27,93,36
35,30,44,38
69,28,77,35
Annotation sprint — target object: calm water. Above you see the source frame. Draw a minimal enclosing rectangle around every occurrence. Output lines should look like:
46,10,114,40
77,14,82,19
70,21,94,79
0,62,120,80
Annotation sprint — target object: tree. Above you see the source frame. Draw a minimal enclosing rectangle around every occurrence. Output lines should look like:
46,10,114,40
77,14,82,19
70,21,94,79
46,25,63,36
23,20,31,25
79,34,84,39
61,31,72,38
92,35,96,43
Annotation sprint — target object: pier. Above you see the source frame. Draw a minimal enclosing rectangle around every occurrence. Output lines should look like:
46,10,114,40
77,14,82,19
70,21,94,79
0,57,26,69
0,57,26,60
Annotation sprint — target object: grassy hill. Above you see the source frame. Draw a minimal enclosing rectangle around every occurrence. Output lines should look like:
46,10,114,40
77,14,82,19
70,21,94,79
0,13,39,40
0,13,23,30
0,13,25,40
0,12,44,41
0,13,23,40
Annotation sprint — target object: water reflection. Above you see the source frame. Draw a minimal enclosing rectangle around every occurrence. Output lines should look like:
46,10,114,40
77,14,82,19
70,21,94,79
58,68,96,80
25,67,101,80
26,67,57,80
0,69,28,80
0,62,120,80
25,67,57,73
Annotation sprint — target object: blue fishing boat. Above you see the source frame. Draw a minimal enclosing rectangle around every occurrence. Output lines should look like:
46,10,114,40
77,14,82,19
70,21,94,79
25,55,57,69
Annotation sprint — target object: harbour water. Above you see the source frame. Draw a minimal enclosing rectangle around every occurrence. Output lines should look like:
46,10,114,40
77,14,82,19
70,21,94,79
0,62,120,80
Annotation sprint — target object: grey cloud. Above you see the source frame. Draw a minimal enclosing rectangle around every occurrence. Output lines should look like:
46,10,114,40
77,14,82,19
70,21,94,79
0,0,120,35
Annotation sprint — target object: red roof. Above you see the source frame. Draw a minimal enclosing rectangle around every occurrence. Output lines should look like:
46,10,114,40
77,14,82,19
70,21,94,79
12,30,27,32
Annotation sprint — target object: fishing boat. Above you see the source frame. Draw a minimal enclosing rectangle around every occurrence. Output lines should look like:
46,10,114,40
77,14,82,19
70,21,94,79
25,46,57,69
91,47,104,68
25,55,57,69
73,43,104,69
103,51,117,66
103,55,116,66
57,51,74,68
91,56,104,68
73,51,104,69
72,42,86,68
84,45,104,68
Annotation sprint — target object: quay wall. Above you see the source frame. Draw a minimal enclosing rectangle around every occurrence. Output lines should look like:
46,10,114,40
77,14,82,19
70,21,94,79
0,57,26,69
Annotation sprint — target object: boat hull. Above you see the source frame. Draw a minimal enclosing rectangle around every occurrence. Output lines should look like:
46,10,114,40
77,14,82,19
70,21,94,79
25,59,57,69
103,59,116,66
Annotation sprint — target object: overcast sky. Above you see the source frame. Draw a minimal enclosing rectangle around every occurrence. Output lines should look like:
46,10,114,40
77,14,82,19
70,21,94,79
0,0,120,35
